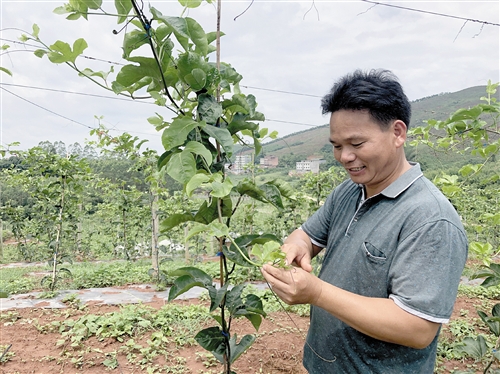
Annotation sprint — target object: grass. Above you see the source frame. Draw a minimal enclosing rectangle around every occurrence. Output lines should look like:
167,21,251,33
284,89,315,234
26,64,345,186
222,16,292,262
0,257,264,295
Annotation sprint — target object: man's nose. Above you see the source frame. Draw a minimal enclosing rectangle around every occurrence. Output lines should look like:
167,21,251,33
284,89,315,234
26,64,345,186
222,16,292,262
338,148,356,163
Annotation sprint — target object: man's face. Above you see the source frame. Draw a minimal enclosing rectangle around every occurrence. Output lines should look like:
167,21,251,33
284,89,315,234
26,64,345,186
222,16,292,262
329,109,407,198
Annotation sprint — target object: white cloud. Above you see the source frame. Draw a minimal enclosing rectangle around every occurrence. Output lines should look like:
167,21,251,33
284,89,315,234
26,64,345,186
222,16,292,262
1,0,498,151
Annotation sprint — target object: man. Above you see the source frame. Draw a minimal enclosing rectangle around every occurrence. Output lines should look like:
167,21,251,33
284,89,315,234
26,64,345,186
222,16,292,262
261,69,468,373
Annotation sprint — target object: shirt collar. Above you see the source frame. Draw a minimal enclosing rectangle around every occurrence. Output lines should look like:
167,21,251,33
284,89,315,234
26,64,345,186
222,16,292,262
380,162,423,199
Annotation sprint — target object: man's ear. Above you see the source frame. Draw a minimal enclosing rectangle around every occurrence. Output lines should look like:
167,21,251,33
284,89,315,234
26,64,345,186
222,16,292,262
393,120,407,148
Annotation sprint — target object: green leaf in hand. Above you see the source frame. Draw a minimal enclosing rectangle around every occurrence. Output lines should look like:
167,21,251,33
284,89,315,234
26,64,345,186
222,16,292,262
251,241,287,268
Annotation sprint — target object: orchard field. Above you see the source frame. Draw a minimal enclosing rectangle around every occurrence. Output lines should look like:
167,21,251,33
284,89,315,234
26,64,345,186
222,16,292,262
1,0,499,372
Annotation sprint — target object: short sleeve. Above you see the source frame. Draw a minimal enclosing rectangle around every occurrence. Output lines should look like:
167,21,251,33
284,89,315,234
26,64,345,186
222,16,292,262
301,190,337,248
388,220,468,323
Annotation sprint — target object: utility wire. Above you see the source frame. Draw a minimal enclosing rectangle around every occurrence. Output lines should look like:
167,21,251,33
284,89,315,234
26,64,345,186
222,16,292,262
0,83,156,105
1,86,161,137
0,38,126,66
1,83,325,127
240,85,322,98
266,119,325,127
359,0,500,27
1,86,93,130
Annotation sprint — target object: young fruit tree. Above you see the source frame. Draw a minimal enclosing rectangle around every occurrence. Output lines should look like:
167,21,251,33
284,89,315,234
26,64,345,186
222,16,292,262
15,0,294,372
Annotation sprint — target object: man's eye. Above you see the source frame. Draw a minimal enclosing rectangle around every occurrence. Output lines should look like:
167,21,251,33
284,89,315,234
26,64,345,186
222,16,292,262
333,145,341,150
353,142,364,147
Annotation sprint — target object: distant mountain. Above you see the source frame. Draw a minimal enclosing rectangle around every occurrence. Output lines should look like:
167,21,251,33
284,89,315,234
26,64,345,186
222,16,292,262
235,86,496,159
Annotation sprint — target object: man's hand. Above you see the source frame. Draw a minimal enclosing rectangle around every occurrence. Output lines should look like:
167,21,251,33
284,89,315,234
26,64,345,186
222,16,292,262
280,229,321,273
261,264,323,305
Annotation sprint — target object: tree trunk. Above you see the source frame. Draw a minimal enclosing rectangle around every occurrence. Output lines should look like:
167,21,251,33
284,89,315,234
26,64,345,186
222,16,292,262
150,192,159,280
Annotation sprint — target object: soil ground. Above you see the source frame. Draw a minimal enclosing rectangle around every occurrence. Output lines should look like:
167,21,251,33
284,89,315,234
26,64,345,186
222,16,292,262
0,290,490,374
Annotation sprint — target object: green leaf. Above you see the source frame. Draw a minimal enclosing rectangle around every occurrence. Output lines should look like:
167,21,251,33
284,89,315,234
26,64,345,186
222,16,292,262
168,267,214,300
202,125,233,158
198,94,222,125
47,40,72,63
58,267,72,277
32,24,40,38
260,183,284,209
162,116,201,150
227,113,259,135
160,213,194,232
478,310,500,336
231,94,250,114
229,334,255,363
266,179,295,199
177,52,208,82
114,0,133,23
179,0,203,8
115,58,159,92
184,68,207,91
186,173,211,196
223,242,253,267
209,283,229,312
251,241,285,267
186,17,208,56
226,284,245,314
186,222,211,241
195,326,226,354
166,150,196,184
210,178,234,198
66,12,82,21
47,38,88,64
448,107,483,122
122,29,151,58
492,304,500,319
193,196,232,224
0,67,12,76
151,9,190,50
458,335,489,359
158,149,178,170
86,0,102,10
0,290,9,298
209,221,230,237
184,141,213,166
170,266,214,285
235,180,271,205
168,274,209,301
245,294,266,317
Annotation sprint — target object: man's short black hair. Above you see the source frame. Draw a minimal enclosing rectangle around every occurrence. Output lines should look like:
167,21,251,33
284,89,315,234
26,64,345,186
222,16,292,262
321,69,412,130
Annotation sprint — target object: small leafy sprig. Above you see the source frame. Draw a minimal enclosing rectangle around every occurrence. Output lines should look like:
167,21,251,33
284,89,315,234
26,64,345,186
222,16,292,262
250,241,288,269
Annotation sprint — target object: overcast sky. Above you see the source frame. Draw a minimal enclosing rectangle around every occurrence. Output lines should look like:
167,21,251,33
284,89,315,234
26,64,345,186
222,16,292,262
1,0,499,153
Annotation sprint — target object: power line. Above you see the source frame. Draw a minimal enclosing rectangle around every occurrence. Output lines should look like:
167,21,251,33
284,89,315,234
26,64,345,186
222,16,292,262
240,85,322,98
1,86,93,130
0,83,155,105
0,38,126,66
0,86,161,138
359,0,500,27
266,119,324,127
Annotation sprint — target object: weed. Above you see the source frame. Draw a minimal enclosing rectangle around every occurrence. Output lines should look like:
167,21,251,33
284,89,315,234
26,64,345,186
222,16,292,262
196,352,219,368
38,290,59,299
0,344,14,363
0,311,20,324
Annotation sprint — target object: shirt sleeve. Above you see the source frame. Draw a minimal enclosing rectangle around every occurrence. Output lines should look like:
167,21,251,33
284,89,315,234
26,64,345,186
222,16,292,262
388,219,468,323
301,189,337,248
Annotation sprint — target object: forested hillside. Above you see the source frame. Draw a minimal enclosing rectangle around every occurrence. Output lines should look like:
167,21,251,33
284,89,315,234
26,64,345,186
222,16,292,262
237,85,499,168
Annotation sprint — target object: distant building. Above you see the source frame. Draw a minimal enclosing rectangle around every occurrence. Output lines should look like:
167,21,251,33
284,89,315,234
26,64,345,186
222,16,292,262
260,155,279,169
295,157,326,174
230,154,252,174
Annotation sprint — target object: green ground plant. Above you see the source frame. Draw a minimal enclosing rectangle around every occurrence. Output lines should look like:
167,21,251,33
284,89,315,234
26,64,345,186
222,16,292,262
409,82,500,374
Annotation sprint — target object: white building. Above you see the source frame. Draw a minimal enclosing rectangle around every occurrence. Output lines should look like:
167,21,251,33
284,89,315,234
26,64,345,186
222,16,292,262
231,154,252,174
295,158,326,174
